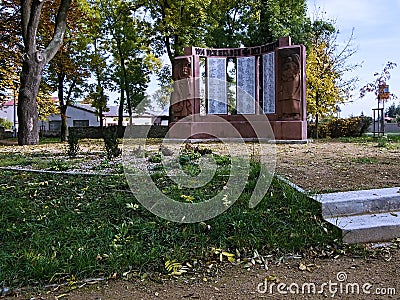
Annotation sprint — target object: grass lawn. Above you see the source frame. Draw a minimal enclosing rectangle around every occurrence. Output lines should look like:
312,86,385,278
0,149,342,288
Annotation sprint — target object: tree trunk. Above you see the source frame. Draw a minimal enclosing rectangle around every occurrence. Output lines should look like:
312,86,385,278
60,104,68,141
118,83,125,132
116,38,132,124
315,91,320,140
96,77,104,129
58,72,68,142
17,58,45,145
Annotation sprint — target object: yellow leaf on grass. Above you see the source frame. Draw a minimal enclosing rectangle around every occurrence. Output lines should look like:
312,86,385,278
181,195,195,202
227,256,235,263
222,251,235,257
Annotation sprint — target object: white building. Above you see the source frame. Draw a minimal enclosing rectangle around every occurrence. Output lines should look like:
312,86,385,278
41,104,101,131
0,99,18,130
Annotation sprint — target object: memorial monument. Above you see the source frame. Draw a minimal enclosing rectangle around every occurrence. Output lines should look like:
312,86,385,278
168,37,307,141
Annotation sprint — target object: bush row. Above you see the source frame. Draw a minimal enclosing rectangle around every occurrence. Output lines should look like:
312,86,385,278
308,116,373,139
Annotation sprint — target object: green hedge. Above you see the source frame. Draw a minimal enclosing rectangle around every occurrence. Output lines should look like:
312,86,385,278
308,116,372,139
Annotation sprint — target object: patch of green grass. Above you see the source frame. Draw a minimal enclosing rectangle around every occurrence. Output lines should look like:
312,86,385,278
39,137,61,144
0,153,35,167
351,157,379,164
0,153,77,170
337,134,400,144
0,162,341,289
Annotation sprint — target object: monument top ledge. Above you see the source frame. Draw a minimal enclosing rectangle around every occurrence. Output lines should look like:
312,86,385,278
184,37,292,58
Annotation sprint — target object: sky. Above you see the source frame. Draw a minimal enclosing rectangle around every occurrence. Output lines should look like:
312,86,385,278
307,0,400,117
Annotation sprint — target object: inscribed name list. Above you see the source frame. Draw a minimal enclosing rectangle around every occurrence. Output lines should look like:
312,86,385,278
207,58,227,114
262,52,275,114
237,57,256,114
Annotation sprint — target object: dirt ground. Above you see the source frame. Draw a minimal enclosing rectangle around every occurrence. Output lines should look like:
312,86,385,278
275,140,400,193
11,249,400,300
2,139,400,299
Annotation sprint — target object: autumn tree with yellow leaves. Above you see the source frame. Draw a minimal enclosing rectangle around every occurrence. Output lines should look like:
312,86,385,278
306,20,359,137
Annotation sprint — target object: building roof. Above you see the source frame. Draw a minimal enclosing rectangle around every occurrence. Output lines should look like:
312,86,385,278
69,103,98,114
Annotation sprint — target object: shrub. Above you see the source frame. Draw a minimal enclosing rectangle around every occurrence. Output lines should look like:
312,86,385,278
103,129,122,160
308,116,373,139
148,153,162,163
0,118,13,130
307,123,329,139
328,116,372,138
67,131,80,157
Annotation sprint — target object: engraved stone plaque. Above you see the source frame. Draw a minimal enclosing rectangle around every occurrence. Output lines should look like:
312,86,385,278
237,57,255,114
207,58,227,114
262,52,275,114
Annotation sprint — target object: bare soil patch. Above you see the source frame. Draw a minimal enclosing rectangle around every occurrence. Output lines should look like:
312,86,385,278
275,140,400,193
13,249,400,300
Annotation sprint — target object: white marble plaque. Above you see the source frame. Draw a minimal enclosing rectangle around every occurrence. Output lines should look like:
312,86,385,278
237,57,255,114
262,52,275,114
207,58,227,114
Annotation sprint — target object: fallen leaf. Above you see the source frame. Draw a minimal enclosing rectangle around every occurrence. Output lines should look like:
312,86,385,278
265,275,278,282
299,263,307,271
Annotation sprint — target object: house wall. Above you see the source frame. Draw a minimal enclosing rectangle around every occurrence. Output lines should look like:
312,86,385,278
42,106,100,130
0,105,17,128
105,116,154,126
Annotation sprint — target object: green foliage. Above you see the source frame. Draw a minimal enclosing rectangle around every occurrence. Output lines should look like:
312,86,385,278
103,130,122,160
245,0,311,46
0,1,21,100
179,150,201,165
328,116,372,138
0,118,13,130
148,153,162,163
308,116,372,139
386,102,400,118
48,159,70,171
67,131,80,157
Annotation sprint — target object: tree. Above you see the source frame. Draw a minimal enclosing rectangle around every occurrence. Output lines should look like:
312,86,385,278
245,0,311,46
37,90,58,121
42,1,91,141
0,0,22,103
204,0,251,48
17,0,71,145
306,19,359,137
360,61,398,113
147,0,211,64
386,102,400,118
92,0,160,129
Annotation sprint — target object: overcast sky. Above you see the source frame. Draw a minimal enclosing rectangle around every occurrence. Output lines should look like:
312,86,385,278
307,0,400,117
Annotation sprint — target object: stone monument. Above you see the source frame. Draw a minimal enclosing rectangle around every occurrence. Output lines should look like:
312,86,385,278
168,37,307,141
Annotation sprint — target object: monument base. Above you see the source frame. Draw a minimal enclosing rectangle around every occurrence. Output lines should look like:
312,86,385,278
168,117,307,141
